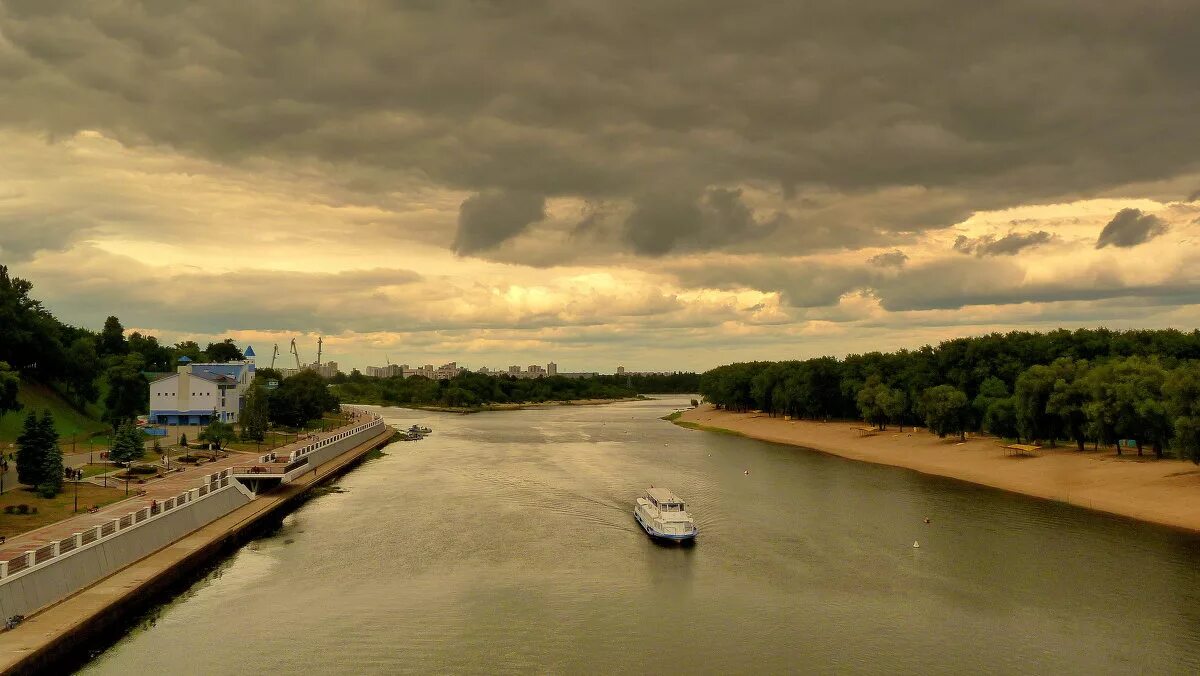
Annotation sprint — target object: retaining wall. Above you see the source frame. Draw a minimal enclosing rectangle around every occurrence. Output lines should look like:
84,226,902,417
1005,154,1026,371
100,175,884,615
0,485,251,618
0,411,389,621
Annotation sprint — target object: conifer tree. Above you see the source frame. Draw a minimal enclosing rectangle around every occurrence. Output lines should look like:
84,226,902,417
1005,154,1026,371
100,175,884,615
37,411,62,497
15,409,45,487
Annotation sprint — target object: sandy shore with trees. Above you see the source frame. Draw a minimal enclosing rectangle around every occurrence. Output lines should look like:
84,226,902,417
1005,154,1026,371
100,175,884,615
679,406,1200,533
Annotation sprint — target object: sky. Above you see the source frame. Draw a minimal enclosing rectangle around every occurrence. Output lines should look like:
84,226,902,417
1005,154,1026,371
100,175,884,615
2,1,1200,373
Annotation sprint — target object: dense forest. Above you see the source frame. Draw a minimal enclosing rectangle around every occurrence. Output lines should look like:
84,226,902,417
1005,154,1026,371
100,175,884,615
699,328,1200,462
331,370,700,408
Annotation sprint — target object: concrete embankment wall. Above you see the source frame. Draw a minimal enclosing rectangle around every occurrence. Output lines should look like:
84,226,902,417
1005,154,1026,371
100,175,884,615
0,486,251,619
0,422,395,675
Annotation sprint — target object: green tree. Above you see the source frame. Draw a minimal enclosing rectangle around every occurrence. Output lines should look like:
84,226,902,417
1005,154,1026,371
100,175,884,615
199,414,236,450
62,337,101,408
108,421,144,466
1085,357,1171,457
856,376,889,430
1015,364,1061,445
98,315,128,357
1046,360,1090,451
37,411,62,497
204,339,244,363
0,361,19,418
983,396,1019,440
15,410,47,486
1164,363,1200,463
103,353,149,425
269,370,339,427
921,385,970,440
240,382,269,442
972,376,1009,431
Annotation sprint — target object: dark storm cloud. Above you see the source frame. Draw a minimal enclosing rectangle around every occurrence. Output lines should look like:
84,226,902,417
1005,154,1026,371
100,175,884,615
867,250,909,267
3,1,1200,257
669,259,875,308
624,188,778,256
1095,208,1170,249
953,231,1055,257
453,190,546,254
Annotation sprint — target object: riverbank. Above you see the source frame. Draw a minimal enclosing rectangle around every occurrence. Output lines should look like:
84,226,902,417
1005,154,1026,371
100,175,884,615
0,416,393,675
678,406,1200,533
352,396,647,414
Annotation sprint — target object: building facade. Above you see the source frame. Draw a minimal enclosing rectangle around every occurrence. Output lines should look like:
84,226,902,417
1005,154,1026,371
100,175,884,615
148,347,257,425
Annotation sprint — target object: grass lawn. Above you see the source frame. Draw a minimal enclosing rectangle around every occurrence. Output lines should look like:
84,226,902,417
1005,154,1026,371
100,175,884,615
77,463,117,479
0,483,128,538
0,381,109,445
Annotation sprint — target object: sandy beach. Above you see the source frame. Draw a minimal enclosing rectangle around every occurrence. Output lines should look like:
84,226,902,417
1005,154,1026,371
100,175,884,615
679,406,1200,533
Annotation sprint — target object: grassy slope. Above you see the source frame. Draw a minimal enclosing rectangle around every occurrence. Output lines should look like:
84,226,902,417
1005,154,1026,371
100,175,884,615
0,381,109,445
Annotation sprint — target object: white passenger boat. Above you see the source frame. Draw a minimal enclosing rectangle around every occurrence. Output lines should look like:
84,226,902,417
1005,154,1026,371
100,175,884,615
634,487,698,542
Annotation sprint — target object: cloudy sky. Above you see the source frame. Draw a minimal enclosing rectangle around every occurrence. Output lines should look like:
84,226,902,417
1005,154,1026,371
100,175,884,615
2,1,1200,372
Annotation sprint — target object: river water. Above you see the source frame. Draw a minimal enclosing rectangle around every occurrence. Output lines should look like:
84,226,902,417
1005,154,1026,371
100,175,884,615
81,397,1200,674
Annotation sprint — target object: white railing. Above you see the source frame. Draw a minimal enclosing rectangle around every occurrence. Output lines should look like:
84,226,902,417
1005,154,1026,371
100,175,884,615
0,407,385,584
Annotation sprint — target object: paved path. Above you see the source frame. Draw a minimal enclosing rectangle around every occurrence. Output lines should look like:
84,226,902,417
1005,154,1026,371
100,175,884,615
0,419,364,563
0,424,392,673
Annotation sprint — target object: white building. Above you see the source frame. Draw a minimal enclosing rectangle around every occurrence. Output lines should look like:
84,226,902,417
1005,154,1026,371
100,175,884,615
148,346,258,425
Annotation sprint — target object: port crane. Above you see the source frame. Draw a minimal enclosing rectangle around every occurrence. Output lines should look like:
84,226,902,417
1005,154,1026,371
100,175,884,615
270,344,279,369
290,338,302,370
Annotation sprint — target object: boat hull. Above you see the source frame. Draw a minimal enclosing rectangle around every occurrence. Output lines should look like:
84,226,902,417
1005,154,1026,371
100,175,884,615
634,508,698,541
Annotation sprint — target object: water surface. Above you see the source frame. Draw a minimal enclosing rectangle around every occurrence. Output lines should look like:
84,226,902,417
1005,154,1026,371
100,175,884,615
81,397,1200,674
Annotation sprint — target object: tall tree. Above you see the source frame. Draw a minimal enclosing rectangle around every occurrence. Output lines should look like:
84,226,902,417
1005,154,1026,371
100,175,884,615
62,337,101,408
240,382,270,442
1046,359,1090,451
103,353,149,425
15,410,46,487
204,339,244,363
0,361,19,418
37,411,62,497
1015,364,1061,445
98,315,128,357
921,385,970,441
1165,363,1200,464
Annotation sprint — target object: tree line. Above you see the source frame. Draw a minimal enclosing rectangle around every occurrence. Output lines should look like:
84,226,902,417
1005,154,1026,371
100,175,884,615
331,370,699,408
698,328,1200,462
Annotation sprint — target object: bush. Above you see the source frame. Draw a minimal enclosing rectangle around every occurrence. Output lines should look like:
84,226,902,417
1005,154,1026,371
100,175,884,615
15,504,28,515
2,505,13,514
129,466,157,475
30,507,37,514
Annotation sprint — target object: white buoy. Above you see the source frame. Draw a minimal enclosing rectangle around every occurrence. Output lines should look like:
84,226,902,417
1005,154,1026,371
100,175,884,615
912,541,920,548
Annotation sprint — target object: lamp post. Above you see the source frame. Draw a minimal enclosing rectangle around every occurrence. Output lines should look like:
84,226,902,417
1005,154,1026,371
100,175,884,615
73,475,79,513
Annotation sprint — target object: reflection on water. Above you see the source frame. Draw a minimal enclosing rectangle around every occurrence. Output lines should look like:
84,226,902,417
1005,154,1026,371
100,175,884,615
81,397,1200,674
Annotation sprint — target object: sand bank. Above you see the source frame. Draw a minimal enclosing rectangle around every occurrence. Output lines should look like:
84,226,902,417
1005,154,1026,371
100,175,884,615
678,406,1200,533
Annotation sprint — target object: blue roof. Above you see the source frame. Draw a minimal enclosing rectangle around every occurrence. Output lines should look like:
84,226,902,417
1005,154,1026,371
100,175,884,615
178,356,192,363
190,363,250,380
245,345,256,357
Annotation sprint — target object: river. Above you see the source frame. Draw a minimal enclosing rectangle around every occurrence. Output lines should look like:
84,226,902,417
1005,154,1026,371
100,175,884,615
80,396,1200,674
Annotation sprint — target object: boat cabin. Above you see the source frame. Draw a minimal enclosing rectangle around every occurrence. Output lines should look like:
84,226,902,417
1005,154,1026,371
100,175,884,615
645,487,687,512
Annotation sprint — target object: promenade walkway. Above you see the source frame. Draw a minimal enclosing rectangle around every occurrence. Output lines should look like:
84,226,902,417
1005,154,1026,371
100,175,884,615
0,418,393,674
0,418,367,570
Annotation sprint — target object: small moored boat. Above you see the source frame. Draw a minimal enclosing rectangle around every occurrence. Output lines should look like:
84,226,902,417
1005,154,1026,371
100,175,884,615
634,487,698,542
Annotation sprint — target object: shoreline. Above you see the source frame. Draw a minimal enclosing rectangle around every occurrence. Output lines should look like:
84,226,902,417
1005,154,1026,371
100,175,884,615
677,406,1200,534
347,396,648,414
0,418,394,675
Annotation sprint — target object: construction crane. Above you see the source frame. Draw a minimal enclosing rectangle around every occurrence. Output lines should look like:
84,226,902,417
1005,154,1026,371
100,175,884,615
317,336,323,366
270,344,279,370
290,338,302,370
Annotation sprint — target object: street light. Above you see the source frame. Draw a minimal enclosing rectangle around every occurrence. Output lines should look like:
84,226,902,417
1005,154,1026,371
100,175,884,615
73,475,79,513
